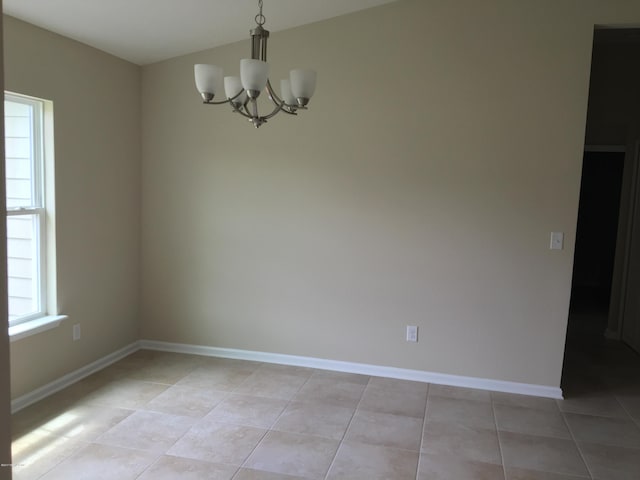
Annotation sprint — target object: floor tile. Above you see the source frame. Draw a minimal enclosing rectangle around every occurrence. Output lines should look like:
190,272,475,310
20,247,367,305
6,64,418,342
345,409,422,451
11,389,91,439
198,356,262,370
429,384,492,402
124,358,199,384
426,395,495,429
233,468,307,479
38,443,158,480
615,392,640,421
494,404,570,439
565,412,640,448
421,420,501,464
19,404,132,443
418,453,504,480
579,442,640,480
492,392,559,412
12,345,640,480
367,376,428,394
294,378,366,408
499,431,589,477
143,384,227,417
95,410,195,453
137,455,237,480
272,401,354,440
327,440,419,480
505,466,590,479
206,394,288,428
256,363,315,378
358,384,427,418
82,379,169,409
244,430,339,480
557,393,630,418
12,431,88,480
177,364,257,391
234,371,308,400
111,349,157,368
167,421,266,465
309,369,370,385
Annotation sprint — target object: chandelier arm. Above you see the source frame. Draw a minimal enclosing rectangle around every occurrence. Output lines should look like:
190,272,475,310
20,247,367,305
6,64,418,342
266,79,282,104
261,101,288,121
239,102,253,118
275,103,298,116
233,107,254,120
265,80,297,116
203,98,234,106
204,88,246,106
229,100,245,115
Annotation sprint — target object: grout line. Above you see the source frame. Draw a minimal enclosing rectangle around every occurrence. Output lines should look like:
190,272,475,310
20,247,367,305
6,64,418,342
322,375,371,480
132,455,164,480
107,357,226,479
233,365,315,474
613,392,640,429
415,382,430,480
491,399,508,480
559,409,595,480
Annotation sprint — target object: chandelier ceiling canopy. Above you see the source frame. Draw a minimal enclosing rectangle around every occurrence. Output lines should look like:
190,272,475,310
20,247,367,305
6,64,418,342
194,0,317,128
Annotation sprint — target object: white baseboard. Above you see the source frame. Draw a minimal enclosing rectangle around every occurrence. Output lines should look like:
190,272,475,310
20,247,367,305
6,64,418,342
11,339,563,412
140,340,563,399
11,341,140,413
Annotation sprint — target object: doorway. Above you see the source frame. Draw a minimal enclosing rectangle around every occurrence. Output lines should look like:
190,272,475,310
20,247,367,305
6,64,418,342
566,149,624,345
561,26,640,393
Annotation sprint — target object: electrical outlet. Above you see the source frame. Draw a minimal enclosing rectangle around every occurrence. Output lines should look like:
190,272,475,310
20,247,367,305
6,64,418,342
406,325,418,342
73,324,81,341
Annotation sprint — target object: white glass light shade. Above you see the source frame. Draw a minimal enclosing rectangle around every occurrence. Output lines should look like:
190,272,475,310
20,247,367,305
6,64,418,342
280,79,296,105
194,64,223,95
224,76,247,105
289,69,317,99
240,59,269,92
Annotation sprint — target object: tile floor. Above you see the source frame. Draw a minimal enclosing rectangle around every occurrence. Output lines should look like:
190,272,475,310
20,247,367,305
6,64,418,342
10,330,640,479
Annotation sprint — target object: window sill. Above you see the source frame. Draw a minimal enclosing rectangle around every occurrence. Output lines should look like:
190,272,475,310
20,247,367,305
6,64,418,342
9,315,68,342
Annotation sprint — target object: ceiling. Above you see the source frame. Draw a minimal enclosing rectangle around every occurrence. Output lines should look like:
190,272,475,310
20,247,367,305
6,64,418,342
3,0,397,65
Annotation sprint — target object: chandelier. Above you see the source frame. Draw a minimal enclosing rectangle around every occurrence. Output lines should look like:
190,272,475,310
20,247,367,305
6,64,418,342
194,0,317,128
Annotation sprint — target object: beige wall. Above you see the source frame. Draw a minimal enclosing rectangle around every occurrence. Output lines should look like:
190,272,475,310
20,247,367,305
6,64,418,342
4,16,142,398
141,0,640,389
1,2,15,476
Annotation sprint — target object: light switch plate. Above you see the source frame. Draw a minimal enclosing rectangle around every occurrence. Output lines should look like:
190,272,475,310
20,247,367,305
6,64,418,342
550,232,564,250
406,325,418,342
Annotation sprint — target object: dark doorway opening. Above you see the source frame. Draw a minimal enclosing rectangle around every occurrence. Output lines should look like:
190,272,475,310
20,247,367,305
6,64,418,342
560,26,640,403
566,151,624,343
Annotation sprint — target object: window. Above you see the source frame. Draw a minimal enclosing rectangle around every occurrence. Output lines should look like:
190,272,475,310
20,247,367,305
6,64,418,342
5,93,48,328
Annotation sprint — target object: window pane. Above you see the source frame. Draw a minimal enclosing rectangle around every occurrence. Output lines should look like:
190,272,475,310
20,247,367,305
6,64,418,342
4,93,48,327
7,214,40,322
4,99,34,207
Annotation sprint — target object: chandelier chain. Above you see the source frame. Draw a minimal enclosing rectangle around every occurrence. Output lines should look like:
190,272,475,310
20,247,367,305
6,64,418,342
255,0,266,26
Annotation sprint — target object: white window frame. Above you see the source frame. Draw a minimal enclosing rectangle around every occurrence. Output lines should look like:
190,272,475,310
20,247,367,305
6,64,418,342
5,93,47,326
5,92,65,339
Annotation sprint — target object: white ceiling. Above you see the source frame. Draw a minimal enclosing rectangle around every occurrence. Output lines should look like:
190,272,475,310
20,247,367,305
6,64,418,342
3,0,397,65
